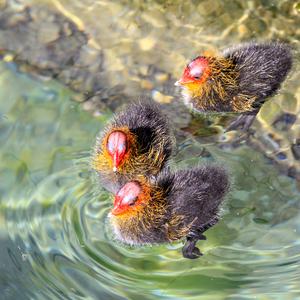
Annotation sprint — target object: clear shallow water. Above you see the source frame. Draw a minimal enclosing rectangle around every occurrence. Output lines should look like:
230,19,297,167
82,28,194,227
0,1,300,299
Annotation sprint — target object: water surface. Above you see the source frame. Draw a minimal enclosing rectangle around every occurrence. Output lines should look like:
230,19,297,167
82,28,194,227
0,1,300,299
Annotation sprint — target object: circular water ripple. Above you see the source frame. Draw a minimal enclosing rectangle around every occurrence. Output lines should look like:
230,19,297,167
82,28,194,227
3,146,300,299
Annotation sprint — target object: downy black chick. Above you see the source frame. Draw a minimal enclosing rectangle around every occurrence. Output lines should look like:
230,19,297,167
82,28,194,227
109,165,230,259
175,41,293,130
93,101,174,193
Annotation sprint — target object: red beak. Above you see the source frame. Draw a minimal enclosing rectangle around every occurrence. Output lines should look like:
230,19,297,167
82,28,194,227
175,78,194,86
175,68,194,86
112,195,123,215
113,152,120,173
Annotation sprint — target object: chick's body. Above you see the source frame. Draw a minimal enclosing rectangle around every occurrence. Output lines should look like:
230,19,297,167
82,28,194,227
222,42,293,112
93,102,174,193
109,165,229,258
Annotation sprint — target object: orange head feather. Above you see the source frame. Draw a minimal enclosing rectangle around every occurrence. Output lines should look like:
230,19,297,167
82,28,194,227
175,56,211,89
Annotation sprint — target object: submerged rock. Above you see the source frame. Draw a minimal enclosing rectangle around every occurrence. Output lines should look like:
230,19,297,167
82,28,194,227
0,6,87,75
0,5,116,112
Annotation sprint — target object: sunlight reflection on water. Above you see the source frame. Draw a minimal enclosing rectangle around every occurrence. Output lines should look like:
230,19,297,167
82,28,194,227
0,0,299,299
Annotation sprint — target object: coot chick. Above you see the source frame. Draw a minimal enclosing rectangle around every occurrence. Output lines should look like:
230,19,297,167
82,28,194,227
175,41,293,130
109,165,230,259
93,101,174,192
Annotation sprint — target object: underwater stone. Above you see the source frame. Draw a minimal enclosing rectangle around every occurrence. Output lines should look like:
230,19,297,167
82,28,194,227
0,4,108,108
152,90,173,104
37,23,60,44
138,37,156,51
291,140,300,160
257,102,281,126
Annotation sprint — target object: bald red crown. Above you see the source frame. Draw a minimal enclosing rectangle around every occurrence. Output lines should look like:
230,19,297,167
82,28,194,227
176,56,209,86
112,181,141,215
107,131,127,172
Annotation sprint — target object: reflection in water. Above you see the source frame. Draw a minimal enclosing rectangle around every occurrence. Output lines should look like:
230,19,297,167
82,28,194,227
0,0,299,299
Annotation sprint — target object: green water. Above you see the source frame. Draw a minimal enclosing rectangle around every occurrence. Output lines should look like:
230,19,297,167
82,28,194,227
0,1,300,299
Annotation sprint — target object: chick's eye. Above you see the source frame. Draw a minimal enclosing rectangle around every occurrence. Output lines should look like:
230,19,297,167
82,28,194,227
189,65,203,80
190,70,202,80
128,196,137,206
123,194,138,206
